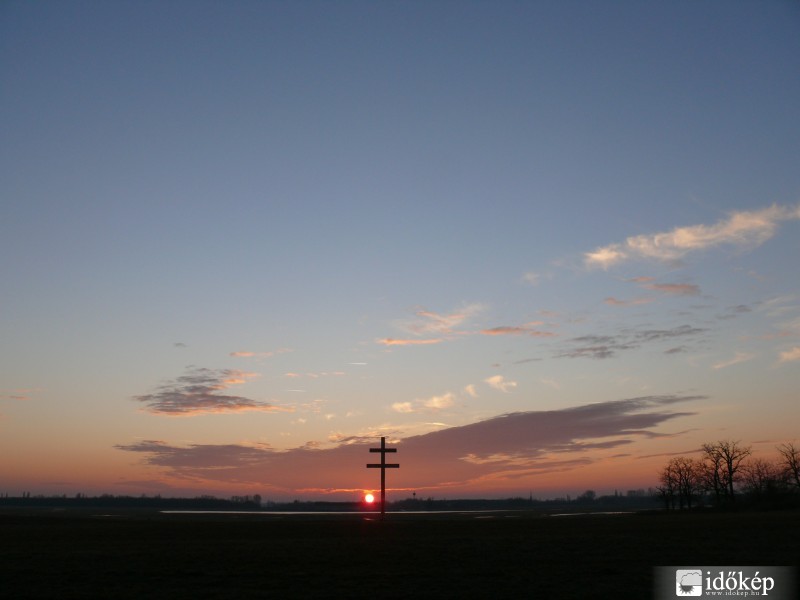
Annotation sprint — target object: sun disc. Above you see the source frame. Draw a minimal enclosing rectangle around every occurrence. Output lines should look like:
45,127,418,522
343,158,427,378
364,493,375,503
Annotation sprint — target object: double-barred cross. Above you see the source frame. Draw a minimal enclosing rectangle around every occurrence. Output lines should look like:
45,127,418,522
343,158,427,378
366,436,399,517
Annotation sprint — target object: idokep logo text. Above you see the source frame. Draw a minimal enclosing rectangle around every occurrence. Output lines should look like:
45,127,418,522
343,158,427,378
655,566,795,599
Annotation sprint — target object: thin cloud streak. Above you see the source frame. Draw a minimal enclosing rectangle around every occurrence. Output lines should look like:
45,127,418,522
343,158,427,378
481,324,555,337
2,388,41,401
712,352,755,370
230,349,291,359
604,297,654,307
377,338,443,346
643,283,701,296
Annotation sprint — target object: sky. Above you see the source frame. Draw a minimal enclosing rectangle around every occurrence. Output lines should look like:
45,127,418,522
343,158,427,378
1,0,799,502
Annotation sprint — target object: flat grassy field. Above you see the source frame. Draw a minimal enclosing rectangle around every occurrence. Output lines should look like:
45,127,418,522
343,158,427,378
1,509,797,598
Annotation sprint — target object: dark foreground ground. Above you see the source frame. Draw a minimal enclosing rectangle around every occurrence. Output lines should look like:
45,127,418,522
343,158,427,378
1,508,797,599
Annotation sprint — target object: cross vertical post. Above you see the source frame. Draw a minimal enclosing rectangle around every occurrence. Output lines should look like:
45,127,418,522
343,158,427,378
366,436,399,518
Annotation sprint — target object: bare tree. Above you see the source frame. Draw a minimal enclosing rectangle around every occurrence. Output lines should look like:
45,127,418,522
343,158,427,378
657,462,678,510
719,440,752,502
660,457,702,510
701,440,752,504
777,442,800,490
699,443,725,505
673,457,702,509
741,458,786,498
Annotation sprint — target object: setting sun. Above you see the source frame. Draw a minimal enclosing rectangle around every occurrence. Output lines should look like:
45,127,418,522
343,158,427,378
364,493,375,504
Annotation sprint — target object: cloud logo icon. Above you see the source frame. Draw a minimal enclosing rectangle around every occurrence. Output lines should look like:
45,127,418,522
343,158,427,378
675,570,703,596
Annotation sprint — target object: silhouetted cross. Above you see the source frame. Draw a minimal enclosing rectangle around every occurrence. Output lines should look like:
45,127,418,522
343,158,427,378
367,436,399,517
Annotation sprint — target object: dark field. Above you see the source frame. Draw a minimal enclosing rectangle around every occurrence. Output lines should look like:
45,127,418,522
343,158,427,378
1,509,797,599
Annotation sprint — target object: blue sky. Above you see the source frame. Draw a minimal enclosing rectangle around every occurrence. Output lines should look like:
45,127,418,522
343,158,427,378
1,1,798,500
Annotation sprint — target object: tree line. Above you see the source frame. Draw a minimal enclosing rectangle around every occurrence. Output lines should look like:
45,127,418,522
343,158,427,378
0,493,262,510
656,440,800,510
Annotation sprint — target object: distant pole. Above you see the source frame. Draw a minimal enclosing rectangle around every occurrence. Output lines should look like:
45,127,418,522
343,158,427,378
367,437,399,517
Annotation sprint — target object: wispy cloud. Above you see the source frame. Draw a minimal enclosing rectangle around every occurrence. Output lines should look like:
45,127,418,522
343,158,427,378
480,323,556,337
759,295,800,318
114,439,273,470
712,352,755,370
377,338,444,346
717,304,753,320
484,375,517,393
585,204,800,269
521,272,541,286
382,305,560,346
424,392,456,410
407,304,485,335
642,282,701,296
379,304,485,347
558,325,706,360
540,378,561,390
392,392,456,414
635,325,706,343
116,395,704,495
1,388,41,401
778,346,800,363
513,357,542,364
283,371,345,379
132,367,283,416
558,335,633,360
230,348,291,359
604,297,653,307
664,346,688,355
